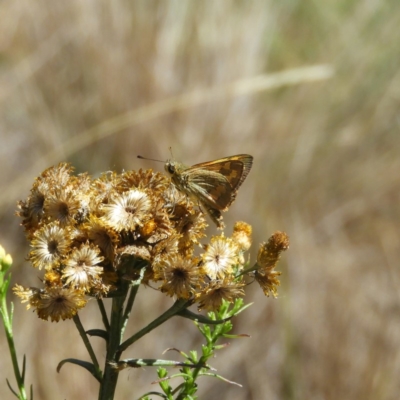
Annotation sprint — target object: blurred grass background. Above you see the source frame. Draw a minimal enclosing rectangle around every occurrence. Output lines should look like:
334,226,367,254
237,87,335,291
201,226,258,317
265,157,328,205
1,1,400,399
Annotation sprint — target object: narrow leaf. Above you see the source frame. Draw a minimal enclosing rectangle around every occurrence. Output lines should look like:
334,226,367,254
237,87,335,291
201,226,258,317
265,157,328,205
21,354,27,382
177,308,231,324
5,379,19,398
110,358,204,370
57,358,101,382
136,391,167,399
86,329,109,341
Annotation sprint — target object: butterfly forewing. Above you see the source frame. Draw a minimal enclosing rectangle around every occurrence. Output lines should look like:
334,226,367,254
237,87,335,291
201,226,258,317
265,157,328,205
191,155,253,189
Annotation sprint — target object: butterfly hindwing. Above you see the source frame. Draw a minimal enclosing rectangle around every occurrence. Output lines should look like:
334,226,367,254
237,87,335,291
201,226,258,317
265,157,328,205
186,169,233,210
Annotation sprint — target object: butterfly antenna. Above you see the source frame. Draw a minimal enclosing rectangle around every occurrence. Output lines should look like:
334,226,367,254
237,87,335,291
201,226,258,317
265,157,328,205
137,155,164,163
169,147,174,159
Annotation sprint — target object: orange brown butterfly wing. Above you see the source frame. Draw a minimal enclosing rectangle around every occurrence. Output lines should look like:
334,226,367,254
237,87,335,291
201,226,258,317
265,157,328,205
190,155,253,190
184,155,253,210
185,170,233,210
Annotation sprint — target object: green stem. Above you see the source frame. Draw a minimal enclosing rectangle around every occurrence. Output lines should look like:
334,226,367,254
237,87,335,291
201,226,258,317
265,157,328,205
0,296,27,400
98,283,129,400
236,262,259,278
119,298,192,353
73,314,102,381
121,284,139,337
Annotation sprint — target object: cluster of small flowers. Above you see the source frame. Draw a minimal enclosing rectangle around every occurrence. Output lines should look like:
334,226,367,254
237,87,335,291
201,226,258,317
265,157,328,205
14,163,288,322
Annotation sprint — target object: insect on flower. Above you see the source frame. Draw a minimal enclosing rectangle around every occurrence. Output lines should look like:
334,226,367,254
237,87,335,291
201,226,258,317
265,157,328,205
138,153,253,228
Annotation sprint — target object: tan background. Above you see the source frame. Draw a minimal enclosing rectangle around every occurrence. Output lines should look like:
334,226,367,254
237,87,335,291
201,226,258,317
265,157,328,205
1,1,399,399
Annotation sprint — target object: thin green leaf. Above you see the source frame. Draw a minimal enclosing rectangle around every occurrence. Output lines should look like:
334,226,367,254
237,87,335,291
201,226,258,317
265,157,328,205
86,329,109,341
136,391,167,399
5,378,19,398
201,372,242,387
231,302,253,315
177,309,231,324
110,358,203,370
22,354,26,382
56,359,101,383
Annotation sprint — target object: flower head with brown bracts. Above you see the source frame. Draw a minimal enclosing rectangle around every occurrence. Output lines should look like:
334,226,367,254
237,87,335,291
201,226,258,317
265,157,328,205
13,284,87,322
201,235,238,280
62,243,104,291
198,278,245,311
29,222,72,270
254,231,289,297
101,190,153,232
153,254,203,299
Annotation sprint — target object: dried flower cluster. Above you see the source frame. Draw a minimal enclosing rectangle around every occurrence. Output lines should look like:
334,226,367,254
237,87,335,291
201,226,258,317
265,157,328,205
14,163,288,322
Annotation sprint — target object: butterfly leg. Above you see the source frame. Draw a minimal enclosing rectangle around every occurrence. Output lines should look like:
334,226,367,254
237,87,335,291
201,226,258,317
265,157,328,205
202,203,225,230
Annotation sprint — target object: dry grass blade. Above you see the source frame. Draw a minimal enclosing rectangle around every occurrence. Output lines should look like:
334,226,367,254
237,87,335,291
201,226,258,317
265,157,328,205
0,65,333,210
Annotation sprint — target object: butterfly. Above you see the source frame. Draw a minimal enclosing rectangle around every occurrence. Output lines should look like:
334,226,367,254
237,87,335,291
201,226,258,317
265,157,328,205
164,154,253,228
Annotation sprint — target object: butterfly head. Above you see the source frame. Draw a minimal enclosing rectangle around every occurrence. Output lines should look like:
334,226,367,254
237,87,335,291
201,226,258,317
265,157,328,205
164,159,187,178
164,160,176,176
164,159,189,190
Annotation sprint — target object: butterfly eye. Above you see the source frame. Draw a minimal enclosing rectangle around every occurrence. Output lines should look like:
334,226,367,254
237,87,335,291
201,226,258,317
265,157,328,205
167,164,175,174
